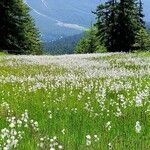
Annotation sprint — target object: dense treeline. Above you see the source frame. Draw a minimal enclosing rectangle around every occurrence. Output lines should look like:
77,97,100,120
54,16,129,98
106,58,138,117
0,0,42,54
76,0,150,53
44,34,83,55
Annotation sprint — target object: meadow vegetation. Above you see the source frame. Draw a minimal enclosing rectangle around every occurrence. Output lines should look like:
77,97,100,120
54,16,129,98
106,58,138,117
0,52,150,149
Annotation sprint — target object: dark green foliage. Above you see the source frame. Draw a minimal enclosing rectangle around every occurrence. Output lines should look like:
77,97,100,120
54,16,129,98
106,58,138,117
76,0,150,54
134,27,150,50
44,34,83,55
94,0,149,52
138,0,145,28
94,0,120,52
75,27,106,54
75,38,90,54
0,0,42,54
115,0,137,52
75,28,96,54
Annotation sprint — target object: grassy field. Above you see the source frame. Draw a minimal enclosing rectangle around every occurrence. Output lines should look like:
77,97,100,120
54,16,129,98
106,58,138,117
0,52,150,150
0,52,6,56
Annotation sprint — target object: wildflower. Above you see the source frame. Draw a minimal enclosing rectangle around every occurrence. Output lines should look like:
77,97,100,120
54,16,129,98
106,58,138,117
48,111,52,119
86,135,91,146
9,123,15,128
86,140,91,146
58,145,63,149
94,135,99,142
106,121,111,131
108,143,113,150
86,135,91,139
135,96,142,107
135,121,141,133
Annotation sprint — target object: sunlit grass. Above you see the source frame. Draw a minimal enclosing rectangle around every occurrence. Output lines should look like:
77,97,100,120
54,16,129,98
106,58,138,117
0,52,6,56
0,53,150,149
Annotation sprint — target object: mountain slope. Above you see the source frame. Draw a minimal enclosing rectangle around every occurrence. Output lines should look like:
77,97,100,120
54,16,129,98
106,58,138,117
25,0,100,40
44,34,83,55
25,0,149,41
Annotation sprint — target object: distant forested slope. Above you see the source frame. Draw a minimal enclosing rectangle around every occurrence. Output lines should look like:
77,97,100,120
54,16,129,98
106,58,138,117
44,34,83,55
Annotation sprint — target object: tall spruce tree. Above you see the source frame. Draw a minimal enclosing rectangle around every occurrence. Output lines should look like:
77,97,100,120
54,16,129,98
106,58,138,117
138,0,145,27
94,0,146,52
133,0,150,50
0,0,42,54
94,0,118,52
105,0,118,52
115,0,138,52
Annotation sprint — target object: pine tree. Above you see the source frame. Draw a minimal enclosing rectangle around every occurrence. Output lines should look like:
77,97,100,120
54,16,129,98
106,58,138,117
87,26,97,53
94,0,119,52
94,0,146,52
134,27,150,50
115,0,137,52
0,0,42,54
133,0,150,51
138,0,145,28
105,0,118,52
75,27,97,54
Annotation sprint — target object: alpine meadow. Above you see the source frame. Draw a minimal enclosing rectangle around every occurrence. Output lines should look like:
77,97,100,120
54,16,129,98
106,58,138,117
0,0,150,150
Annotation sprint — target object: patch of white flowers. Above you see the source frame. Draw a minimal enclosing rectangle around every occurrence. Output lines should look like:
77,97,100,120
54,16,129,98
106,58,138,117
106,121,112,131
0,103,40,149
135,121,141,133
0,128,23,150
1,53,150,148
86,135,91,146
135,94,143,107
85,134,100,146
48,110,52,119
37,136,63,150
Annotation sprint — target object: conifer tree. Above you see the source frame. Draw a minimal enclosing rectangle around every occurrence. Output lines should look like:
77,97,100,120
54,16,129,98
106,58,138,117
94,0,118,52
94,0,147,52
134,27,150,50
138,0,145,27
75,27,97,54
105,0,118,52
133,0,150,50
0,0,42,54
115,0,138,52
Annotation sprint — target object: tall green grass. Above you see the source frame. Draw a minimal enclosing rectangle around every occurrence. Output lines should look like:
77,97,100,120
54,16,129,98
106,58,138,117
0,53,150,150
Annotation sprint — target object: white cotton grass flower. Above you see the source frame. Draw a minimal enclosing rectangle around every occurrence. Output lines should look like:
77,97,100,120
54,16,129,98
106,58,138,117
86,140,91,146
86,135,91,146
135,95,142,107
86,135,91,140
94,135,99,142
0,127,23,149
58,145,63,149
1,102,10,110
38,142,44,148
17,119,22,127
37,135,63,149
115,107,122,117
135,121,141,133
9,123,15,128
48,110,52,119
108,142,113,150
106,121,111,131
